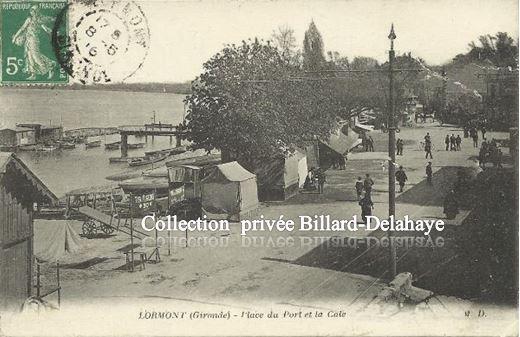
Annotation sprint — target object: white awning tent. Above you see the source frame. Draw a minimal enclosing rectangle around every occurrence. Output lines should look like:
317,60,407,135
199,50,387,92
201,161,259,221
324,126,360,155
282,149,308,189
34,221,82,262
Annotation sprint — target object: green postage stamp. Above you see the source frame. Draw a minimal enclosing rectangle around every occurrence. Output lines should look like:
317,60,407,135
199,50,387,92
1,1,68,84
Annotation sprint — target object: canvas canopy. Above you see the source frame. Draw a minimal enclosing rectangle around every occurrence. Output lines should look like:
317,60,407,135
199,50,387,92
201,161,258,221
322,126,359,156
34,221,82,262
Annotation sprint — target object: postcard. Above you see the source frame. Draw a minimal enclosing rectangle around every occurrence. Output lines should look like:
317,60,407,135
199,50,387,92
0,0,518,336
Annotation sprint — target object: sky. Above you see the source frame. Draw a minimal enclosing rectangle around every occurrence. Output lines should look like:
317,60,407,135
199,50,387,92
129,0,518,83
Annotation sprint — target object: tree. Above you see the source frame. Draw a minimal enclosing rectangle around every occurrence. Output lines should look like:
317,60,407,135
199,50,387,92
183,38,337,162
302,21,326,71
328,53,431,125
271,25,300,66
327,56,386,119
466,32,518,68
349,56,379,70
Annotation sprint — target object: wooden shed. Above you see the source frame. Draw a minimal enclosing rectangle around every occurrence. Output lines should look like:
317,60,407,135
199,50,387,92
0,153,58,311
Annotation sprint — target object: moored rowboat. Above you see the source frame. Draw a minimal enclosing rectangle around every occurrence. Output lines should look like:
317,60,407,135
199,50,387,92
145,146,186,157
128,153,168,167
85,140,101,148
127,142,145,149
105,141,121,150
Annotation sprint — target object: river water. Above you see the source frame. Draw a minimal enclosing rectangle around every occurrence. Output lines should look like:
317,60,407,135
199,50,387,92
1,88,188,197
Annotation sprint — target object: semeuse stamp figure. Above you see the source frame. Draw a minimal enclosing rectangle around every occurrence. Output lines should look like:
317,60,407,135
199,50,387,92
2,1,68,83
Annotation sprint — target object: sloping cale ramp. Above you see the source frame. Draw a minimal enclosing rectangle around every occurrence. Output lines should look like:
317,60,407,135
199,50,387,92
77,206,149,239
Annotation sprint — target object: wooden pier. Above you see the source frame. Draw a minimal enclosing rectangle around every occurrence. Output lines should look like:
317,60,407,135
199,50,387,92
118,124,185,158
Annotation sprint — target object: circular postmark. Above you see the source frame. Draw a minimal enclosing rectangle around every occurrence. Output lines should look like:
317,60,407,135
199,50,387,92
52,0,150,84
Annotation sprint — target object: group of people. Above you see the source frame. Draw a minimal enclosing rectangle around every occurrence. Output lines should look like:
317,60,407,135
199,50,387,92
307,125,499,223
303,167,327,194
478,139,503,168
356,166,411,223
467,125,486,148
444,134,462,151
331,156,347,170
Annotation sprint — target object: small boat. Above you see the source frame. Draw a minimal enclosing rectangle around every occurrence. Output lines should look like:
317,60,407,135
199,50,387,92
39,145,59,152
17,145,39,151
109,156,141,163
127,142,146,149
85,140,101,149
0,145,16,152
73,136,87,144
145,146,186,157
59,142,76,149
128,153,168,167
105,141,121,150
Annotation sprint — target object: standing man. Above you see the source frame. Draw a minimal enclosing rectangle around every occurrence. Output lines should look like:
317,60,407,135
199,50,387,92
456,135,462,151
443,189,459,220
395,166,408,193
445,135,450,151
316,168,326,194
497,149,503,168
363,174,374,196
425,141,433,159
471,128,479,148
355,177,364,201
478,146,486,168
359,194,374,224
339,155,347,170
481,125,487,140
368,136,375,152
426,162,433,185
424,132,431,145
396,138,403,156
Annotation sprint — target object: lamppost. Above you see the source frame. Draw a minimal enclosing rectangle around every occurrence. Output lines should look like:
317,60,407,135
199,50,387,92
388,24,397,279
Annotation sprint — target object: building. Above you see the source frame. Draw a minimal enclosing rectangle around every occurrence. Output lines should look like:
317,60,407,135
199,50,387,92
16,124,63,143
0,129,16,149
481,68,519,129
0,127,37,149
0,153,58,310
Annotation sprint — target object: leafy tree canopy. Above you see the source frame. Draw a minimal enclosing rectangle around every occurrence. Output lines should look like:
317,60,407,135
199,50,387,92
184,38,337,161
453,32,518,68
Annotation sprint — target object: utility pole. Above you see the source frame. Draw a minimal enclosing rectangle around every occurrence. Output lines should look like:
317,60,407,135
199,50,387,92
387,24,397,279
441,67,447,121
